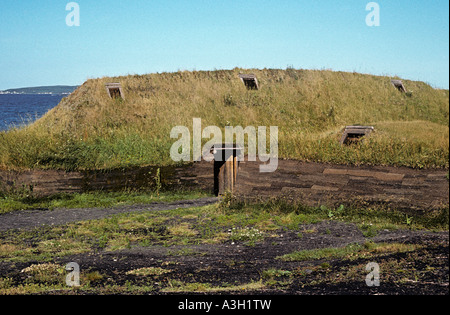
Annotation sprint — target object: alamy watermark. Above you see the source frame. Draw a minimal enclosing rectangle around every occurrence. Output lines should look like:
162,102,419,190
65,3,378,28
65,262,80,287
66,2,80,27
365,262,380,287
170,118,279,173
366,2,380,27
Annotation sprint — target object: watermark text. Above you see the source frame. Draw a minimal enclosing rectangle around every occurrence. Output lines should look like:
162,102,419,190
66,2,80,27
170,118,278,173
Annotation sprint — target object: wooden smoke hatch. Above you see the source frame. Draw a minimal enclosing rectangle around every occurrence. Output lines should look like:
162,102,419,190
105,83,124,99
211,144,243,196
239,74,259,90
340,126,375,145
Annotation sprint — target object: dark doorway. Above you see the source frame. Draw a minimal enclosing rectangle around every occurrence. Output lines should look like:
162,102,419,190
106,83,124,99
239,74,259,90
212,144,242,196
340,126,375,145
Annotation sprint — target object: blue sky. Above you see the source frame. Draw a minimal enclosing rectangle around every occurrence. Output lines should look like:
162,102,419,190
0,0,449,90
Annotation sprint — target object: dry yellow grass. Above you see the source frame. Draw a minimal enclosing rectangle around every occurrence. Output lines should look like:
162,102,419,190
0,68,448,170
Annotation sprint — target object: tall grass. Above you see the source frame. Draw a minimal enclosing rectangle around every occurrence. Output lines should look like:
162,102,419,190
0,68,448,170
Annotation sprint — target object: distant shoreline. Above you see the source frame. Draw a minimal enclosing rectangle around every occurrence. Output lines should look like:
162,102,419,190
0,92,72,95
0,85,78,95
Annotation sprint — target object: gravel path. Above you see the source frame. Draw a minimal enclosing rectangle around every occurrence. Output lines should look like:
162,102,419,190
0,197,218,232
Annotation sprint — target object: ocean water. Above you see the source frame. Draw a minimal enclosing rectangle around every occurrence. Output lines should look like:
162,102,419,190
0,94,65,132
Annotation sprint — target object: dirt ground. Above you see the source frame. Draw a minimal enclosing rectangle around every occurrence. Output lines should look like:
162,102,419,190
55,226,448,295
0,199,448,295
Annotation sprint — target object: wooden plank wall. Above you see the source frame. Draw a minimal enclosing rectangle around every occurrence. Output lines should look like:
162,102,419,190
234,160,449,213
0,162,215,197
1,159,448,213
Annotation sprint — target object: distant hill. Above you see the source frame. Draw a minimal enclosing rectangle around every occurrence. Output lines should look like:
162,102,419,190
0,85,79,95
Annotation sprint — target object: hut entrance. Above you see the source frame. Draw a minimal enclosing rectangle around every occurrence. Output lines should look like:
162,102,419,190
105,83,124,99
212,144,242,196
239,74,259,90
340,126,375,145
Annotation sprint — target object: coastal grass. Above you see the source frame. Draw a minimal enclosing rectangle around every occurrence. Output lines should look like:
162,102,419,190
0,68,448,170
276,242,421,262
0,189,210,214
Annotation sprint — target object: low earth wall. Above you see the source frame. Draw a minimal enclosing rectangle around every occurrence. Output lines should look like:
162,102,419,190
235,160,449,213
1,160,448,213
0,162,215,197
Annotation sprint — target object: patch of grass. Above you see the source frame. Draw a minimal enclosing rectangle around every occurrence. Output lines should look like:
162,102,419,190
333,204,450,233
262,268,294,287
168,223,198,238
20,263,65,285
84,270,104,283
0,189,210,214
276,242,421,262
167,248,203,257
228,198,449,233
126,267,172,276
162,279,265,293
229,227,264,246
278,243,362,262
